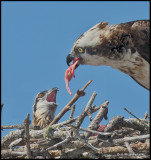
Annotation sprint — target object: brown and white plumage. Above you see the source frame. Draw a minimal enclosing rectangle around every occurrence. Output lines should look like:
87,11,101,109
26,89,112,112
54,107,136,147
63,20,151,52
66,20,150,90
32,88,58,128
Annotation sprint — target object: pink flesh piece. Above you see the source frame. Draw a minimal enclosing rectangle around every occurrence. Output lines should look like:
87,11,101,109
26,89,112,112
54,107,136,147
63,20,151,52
65,58,80,95
70,60,79,78
91,125,107,136
65,78,72,95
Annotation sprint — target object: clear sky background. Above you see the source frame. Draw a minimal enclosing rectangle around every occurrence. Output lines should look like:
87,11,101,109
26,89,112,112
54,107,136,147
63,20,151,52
1,1,149,137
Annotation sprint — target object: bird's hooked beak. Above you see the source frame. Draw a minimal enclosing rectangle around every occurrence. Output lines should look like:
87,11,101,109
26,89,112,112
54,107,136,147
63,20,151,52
66,54,81,70
66,54,75,66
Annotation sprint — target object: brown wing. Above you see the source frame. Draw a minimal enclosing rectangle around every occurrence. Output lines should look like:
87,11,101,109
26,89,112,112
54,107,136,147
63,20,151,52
130,76,149,90
118,20,150,63
128,20,150,89
130,20,150,63
113,20,150,89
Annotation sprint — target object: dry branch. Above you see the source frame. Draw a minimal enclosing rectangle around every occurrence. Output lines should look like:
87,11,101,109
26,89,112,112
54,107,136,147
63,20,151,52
84,100,109,138
79,127,112,136
46,136,71,151
69,105,75,120
24,113,32,158
75,91,97,128
69,124,102,154
112,134,150,145
99,134,150,147
104,116,124,132
2,124,25,130
124,141,134,154
49,80,92,125
123,107,149,128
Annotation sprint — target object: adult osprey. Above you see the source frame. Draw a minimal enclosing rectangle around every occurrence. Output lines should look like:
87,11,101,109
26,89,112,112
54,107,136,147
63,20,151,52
66,20,150,90
32,88,58,128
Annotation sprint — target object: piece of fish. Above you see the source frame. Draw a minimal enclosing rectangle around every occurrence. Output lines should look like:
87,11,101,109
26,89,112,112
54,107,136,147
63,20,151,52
65,58,80,95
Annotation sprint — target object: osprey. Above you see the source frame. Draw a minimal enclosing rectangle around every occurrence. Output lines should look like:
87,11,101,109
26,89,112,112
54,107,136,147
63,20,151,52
32,88,58,128
66,20,150,90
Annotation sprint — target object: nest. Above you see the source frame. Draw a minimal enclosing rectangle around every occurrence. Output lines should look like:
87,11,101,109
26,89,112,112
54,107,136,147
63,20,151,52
1,80,150,159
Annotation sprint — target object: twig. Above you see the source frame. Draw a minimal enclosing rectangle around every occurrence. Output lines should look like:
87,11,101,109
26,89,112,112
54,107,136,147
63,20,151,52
75,91,97,128
84,100,109,138
49,80,93,125
1,150,26,158
115,134,150,144
69,105,76,120
125,118,150,123
2,124,25,130
69,124,102,154
123,107,149,128
53,117,78,128
79,127,112,136
9,138,24,148
109,134,149,145
124,141,134,154
1,124,40,130
104,116,124,132
2,129,25,148
123,107,142,122
46,136,71,150
53,100,109,129
24,114,32,159
81,80,93,91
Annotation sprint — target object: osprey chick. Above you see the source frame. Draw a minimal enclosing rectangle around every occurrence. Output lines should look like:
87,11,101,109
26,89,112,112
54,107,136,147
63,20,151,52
33,88,58,128
66,20,150,90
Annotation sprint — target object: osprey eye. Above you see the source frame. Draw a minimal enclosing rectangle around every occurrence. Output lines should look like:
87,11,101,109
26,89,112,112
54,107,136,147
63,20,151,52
78,47,84,53
39,93,44,98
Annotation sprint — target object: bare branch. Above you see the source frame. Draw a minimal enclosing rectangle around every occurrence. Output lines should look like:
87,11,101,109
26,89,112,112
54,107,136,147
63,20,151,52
75,91,97,128
2,124,25,130
79,127,112,136
124,141,135,154
1,150,26,158
69,105,75,120
104,116,124,132
24,113,32,159
113,134,150,145
123,107,149,128
99,134,150,147
49,80,93,125
69,124,102,154
52,100,109,129
84,100,109,138
46,136,71,150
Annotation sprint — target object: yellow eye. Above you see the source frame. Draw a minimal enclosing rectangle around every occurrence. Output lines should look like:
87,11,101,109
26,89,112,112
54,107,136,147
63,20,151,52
39,93,44,98
78,47,84,53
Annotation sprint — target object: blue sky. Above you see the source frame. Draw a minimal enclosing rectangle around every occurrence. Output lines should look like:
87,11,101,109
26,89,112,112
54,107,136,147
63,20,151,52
1,1,149,137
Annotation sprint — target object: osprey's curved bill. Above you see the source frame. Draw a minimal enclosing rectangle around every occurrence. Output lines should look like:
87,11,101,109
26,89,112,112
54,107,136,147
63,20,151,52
66,20,150,90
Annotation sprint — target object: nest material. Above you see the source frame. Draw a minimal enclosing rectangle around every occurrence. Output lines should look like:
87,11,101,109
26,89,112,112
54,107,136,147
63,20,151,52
1,80,150,159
